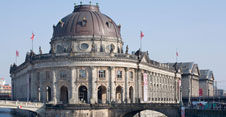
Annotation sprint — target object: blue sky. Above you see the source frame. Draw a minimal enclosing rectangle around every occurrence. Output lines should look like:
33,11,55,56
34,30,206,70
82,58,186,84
0,0,226,89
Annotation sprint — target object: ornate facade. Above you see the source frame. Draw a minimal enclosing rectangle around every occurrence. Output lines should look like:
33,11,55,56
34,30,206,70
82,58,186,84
10,4,181,105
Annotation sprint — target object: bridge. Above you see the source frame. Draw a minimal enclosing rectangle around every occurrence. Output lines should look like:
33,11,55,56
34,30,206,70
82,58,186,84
0,100,44,116
46,103,180,117
183,96,226,104
0,101,180,117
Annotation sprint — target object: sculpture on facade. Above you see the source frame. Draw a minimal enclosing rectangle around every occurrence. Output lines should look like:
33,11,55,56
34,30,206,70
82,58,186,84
39,46,42,55
126,45,129,54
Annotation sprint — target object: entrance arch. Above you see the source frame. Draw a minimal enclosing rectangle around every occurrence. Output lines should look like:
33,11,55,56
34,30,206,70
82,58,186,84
60,86,68,104
116,86,123,103
97,85,107,104
46,86,51,102
129,86,133,103
78,85,88,103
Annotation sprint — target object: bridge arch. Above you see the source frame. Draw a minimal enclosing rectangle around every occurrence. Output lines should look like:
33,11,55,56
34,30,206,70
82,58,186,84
134,110,166,117
121,107,180,117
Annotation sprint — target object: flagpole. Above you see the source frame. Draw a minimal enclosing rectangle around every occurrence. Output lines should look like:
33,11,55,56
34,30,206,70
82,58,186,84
15,55,17,65
176,48,178,62
32,39,33,52
140,35,142,51
140,31,143,51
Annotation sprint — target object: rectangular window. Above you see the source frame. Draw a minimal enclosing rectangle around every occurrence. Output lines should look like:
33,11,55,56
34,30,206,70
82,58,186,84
37,72,40,79
60,70,67,78
130,71,133,80
46,71,50,79
117,70,122,79
99,70,105,78
79,70,86,78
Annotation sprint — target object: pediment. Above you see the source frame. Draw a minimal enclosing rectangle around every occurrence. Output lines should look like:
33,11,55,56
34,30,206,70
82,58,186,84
192,64,200,76
140,54,150,63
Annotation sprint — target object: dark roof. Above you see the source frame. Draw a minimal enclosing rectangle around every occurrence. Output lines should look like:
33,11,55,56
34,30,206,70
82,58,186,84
200,69,214,80
53,5,121,39
167,62,199,75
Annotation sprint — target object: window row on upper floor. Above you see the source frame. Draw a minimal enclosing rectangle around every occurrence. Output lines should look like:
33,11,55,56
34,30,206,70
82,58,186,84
36,69,135,81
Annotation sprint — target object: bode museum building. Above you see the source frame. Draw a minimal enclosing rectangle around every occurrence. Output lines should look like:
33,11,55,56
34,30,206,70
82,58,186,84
10,3,181,110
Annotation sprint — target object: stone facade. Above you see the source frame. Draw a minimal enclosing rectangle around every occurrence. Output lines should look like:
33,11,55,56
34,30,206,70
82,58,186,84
199,70,214,97
9,4,182,116
11,54,181,104
167,62,200,104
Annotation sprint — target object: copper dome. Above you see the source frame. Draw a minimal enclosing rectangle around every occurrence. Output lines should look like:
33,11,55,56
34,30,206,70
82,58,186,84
53,5,121,39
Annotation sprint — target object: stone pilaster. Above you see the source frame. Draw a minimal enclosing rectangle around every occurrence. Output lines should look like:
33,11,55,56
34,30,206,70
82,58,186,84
147,72,150,102
136,69,142,102
26,73,30,102
39,74,43,102
70,68,75,104
109,67,115,102
52,70,57,104
30,72,34,101
74,69,79,103
90,67,97,104
124,67,129,103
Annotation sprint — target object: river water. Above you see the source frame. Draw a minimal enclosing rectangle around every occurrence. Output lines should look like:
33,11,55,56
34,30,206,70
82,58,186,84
0,109,16,117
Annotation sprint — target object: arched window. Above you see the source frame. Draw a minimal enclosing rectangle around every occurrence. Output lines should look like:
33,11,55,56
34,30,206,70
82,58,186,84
79,86,88,103
129,86,134,103
60,86,68,104
97,85,107,104
116,86,123,103
57,45,64,53
46,86,51,102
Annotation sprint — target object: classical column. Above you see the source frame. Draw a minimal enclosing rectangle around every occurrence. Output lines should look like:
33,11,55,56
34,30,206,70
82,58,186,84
124,68,129,103
109,67,115,102
90,67,97,104
52,70,57,104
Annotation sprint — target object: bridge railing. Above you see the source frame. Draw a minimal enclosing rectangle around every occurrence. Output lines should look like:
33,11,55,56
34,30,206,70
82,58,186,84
0,100,44,108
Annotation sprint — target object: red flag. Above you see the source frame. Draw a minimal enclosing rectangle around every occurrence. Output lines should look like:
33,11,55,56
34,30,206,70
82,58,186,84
140,31,144,39
30,33,35,40
16,50,19,57
176,51,179,57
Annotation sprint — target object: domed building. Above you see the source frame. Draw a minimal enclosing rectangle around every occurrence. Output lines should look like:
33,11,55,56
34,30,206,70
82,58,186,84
10,4,181,107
